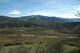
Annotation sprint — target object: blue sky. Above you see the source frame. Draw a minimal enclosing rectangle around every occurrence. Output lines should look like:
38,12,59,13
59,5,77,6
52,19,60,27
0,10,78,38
0,0,80,18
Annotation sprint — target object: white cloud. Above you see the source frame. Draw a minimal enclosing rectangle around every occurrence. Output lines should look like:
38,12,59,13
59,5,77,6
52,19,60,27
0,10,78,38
8,9,21,15
28,11,50,16
28,11,79,18
72,5,80,11
55,14,78,18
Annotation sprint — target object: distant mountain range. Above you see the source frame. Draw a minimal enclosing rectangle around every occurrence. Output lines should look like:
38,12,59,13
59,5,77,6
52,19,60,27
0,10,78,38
19,15,80,22
0,15,80,23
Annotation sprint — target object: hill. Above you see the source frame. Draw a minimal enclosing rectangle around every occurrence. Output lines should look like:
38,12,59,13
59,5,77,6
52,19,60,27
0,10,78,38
0,15,80,53
0,15,80,34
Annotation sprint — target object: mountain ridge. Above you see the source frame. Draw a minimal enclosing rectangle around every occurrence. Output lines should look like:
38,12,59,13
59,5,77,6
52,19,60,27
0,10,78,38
0,15,80,23
20,15,80,22
0,15,80,34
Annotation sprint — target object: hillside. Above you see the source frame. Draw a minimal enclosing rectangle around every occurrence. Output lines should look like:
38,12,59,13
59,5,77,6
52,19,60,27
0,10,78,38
0,15,80,34
0,15,80,53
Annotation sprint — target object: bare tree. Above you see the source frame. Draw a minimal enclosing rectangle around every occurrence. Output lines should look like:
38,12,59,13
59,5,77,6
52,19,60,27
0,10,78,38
75,11,80,17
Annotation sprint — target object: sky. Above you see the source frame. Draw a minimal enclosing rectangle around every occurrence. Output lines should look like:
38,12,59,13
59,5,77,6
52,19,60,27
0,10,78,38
0,0,80,18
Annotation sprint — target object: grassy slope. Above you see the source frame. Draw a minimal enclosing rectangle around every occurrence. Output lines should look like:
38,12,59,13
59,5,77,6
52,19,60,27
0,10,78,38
63,45,79,53
0,28,79,53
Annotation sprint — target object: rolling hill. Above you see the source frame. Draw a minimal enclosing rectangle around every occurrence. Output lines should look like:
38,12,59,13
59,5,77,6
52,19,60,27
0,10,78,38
0,15,80,29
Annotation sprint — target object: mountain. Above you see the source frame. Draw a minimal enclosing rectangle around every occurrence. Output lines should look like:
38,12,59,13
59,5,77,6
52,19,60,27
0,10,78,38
19,15,71,23
0,15,80,34
0,15,80,28
0,15,80,23
70,18,80,22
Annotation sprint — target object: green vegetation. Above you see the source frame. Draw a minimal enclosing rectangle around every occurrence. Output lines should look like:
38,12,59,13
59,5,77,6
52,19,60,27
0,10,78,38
0,16,79,53
63,45,79,52
0,28,79,53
